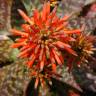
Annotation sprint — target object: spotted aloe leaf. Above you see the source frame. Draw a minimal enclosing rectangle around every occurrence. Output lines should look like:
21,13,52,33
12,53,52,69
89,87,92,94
0,36,19,67
0,0,13,34
56,66,82,92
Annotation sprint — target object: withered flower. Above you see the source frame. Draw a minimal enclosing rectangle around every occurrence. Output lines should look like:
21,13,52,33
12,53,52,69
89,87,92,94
74,34,96,63
66,33,96,71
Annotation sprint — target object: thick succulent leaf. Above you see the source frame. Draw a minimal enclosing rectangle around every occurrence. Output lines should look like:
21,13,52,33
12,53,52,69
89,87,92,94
59,0,85,14
57,0,96,33
0,0,12,34
68,16,96,33
0,59,31,96
73,67,96,92
21,0,42,16
85,3,96,18
57,0,95,14
56,66,82,92
21,0,33,16
0,65,10,88
0,35,19,67
85,0,96,5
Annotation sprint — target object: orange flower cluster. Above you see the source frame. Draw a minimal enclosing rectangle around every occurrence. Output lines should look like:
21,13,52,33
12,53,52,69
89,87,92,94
11,2,81,88
66,33,96,71
74,34,96,64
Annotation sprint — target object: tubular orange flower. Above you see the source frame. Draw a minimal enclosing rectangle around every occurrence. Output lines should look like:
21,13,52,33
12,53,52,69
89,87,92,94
11,2,81,88
11,2,81,71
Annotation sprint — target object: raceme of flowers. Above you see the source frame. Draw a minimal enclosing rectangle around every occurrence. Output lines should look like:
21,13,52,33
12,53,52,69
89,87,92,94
11,2,82,88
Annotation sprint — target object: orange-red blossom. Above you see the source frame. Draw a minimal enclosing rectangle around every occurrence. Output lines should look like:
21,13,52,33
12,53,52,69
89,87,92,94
11,2,81,88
